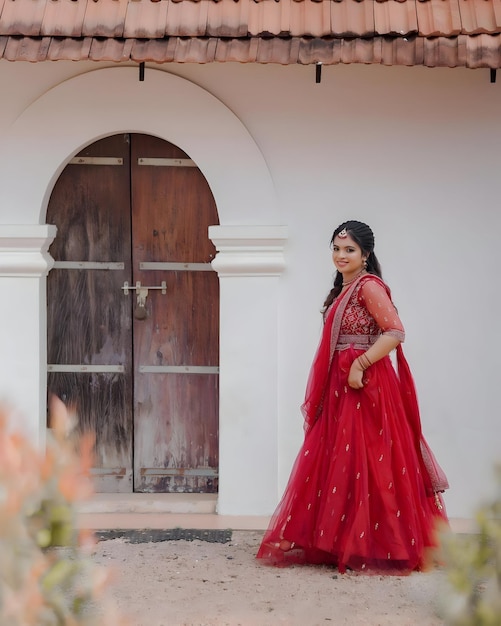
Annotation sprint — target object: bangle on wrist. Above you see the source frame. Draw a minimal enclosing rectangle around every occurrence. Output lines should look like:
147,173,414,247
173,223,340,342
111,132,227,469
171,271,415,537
357,353,373,371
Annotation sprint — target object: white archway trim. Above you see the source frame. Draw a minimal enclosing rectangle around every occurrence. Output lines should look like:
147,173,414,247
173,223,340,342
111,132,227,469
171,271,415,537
0,68,285,515
210,225,288,276
0,67,277,226
210,225,288,515
0,224,56,447
0,225,56,276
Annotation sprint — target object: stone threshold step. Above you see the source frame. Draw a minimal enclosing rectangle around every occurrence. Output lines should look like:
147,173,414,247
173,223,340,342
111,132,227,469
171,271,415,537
77,512,271,531
77,493,217,515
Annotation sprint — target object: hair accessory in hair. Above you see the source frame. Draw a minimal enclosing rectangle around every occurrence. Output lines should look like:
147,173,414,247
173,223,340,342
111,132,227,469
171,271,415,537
338,228,348,238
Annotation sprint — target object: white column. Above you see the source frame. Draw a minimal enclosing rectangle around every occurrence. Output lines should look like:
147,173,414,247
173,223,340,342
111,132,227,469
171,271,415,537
209,225,288,515
0,225,57,446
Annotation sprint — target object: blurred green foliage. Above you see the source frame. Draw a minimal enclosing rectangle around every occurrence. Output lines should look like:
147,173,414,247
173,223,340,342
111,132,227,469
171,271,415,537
441,465,501,625
0,402,124,625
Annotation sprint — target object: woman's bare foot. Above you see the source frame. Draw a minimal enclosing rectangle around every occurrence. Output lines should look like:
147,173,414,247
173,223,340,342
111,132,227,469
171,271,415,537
263,539,296,552
278,539,295,552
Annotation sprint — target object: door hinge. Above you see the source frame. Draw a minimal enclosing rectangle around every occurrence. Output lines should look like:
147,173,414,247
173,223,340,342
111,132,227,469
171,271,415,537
70,157,123,165
137,158,196,167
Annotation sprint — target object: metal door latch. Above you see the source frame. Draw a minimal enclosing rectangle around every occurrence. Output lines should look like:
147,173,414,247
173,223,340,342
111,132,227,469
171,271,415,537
121,281,167,320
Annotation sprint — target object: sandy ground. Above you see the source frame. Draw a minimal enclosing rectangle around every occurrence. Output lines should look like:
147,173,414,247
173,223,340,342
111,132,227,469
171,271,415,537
91,530,449,626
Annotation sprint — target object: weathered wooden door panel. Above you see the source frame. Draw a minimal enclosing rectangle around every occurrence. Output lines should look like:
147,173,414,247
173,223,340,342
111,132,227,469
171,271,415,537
131,134,219,492
47,134,133,492
47,133,219,493
134,373,218,492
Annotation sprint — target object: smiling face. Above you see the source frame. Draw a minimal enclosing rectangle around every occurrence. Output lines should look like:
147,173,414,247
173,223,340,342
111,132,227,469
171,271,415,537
332,233,366,282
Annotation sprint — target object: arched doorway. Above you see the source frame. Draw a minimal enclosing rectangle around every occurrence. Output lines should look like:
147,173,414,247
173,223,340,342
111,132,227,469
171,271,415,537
46,133,220,494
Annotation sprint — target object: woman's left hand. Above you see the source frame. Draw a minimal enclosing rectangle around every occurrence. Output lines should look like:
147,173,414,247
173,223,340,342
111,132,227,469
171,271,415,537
348,358,365,389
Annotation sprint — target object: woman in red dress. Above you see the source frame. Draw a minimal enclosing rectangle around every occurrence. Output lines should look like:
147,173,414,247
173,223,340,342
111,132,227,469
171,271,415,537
257,220,449,574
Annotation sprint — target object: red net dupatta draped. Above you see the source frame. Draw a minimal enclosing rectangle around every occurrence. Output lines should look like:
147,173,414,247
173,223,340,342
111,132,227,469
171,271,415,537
301,273,448,496
301,276,358,435
395,345,449,496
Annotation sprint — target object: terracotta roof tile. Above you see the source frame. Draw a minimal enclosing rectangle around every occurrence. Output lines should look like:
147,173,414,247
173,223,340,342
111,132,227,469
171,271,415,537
41,0,88,37
90,36,134,59
124,0,169,37
2,34,51,60
0,0,46,36
1,0,501,67
164,0,210,36
247,0,288,36
47,35,92,59
374,0,417,36
206,0,248,37
82,0,128,37
459,0,501,34
415,0,461,37
0,0,499,39
248,0,335,38
289,0,332,37
466,31,501,65
1,32,500,66
213,36,260,61
154,35,217,61
330,1,375,38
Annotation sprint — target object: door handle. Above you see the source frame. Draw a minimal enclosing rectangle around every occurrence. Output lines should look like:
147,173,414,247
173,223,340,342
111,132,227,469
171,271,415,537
122,281,167,320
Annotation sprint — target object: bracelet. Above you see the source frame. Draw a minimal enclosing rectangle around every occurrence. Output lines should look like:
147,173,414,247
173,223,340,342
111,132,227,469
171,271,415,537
362,353,373,368
357,353,373,371
356,357,366,370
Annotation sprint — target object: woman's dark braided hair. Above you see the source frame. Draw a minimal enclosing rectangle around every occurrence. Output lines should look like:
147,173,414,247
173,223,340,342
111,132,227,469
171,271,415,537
322,220,383,317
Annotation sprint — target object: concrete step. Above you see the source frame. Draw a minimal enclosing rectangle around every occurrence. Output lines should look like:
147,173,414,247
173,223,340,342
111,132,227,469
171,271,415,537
77,493,217,515
76,493,270,531
76,495,474,534
77,512,271,530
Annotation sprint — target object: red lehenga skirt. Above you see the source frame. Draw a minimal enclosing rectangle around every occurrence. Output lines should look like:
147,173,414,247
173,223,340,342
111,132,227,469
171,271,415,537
256,346,448,574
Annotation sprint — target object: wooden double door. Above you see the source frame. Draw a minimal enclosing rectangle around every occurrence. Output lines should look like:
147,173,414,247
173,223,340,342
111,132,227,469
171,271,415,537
47,134,219,493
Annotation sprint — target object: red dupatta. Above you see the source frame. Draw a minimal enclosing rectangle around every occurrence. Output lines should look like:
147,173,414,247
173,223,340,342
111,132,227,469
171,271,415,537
301,275,364,434
396,344,449,495
301,273,449,496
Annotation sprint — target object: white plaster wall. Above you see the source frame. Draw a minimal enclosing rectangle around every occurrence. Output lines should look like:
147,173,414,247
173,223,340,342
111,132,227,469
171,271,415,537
0,60,499,519
0,65,276,225
0,225,56,444
0,275,46,437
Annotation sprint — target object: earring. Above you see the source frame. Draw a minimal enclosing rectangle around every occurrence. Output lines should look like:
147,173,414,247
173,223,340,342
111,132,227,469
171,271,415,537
362,258,367,269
